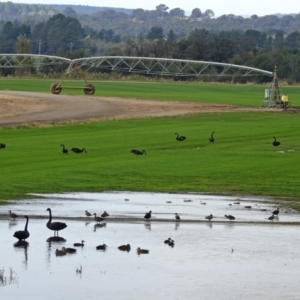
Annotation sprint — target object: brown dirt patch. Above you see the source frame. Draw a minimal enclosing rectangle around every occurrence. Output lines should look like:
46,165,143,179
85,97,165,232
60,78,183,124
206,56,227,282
0,91,294,126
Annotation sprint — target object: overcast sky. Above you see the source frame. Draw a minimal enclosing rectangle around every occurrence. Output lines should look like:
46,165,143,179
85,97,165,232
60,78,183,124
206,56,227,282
9,0,299,16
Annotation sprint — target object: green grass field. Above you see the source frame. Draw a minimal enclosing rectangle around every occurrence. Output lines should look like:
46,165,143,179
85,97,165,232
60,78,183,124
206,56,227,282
1,78,299,107
1,79,300,208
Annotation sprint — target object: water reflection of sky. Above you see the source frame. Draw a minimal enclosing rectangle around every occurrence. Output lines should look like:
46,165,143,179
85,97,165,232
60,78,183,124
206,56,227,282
1,192,300,299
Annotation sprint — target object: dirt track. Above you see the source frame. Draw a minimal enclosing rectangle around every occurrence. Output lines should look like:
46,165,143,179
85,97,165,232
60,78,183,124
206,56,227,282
0,91,292,126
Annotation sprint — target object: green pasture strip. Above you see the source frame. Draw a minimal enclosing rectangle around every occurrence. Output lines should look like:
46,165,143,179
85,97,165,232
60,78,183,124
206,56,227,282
1,78,299,107
0,112,300,208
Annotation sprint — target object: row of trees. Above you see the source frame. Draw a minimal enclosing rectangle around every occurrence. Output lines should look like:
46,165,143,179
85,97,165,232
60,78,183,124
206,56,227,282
0,14,300,83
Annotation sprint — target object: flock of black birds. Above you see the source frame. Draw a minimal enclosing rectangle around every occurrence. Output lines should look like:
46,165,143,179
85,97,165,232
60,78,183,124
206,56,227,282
2,132,281,159
10,207,152,256
130,132,281,155
10,200,281,257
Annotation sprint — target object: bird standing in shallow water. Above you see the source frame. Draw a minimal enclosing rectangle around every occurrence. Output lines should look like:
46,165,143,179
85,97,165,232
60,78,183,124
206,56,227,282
101,211,109,217
13,215,30,241
268,215,275,221
205,214,213,221
225,214,235,220
131,149,146,155
93,213,104,223
0,143,6,149
9,210,19,221
175,213,180,220
272,207,280,216
71,148,87,153
144,211,152,219
46,208,67,236
175,133,186,141
85,210,92,217
209,131,215,142
272,137,280,146
60,144,68,154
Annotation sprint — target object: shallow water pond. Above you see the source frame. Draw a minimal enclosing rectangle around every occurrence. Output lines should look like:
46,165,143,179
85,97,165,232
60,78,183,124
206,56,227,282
1,192,300,300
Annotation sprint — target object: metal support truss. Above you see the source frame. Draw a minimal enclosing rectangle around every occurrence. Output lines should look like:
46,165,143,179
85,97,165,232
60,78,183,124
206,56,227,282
261,66,290,108
0,54,273,78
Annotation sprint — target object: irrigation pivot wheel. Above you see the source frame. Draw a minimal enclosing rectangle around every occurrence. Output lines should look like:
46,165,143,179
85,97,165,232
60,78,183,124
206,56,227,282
50,83,62,95
83,84,95,95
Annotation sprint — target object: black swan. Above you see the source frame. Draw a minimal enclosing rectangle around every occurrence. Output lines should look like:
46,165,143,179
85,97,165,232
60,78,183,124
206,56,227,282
131,149,147,155
209,131,215,142
13,215,30,241
175,133,186,141
101,211,109,217
137,247,149,254
225,215,235,220
118,244,131,251
71,148,87,154
60,144,68,154
175,213,180,220
93,213,104,223
9,210,19,220
144,210,152,219
205,214,213,221
272,137,280,146
96,244,107,250
0,143,5,149
46,208,67,236
74,240,85,247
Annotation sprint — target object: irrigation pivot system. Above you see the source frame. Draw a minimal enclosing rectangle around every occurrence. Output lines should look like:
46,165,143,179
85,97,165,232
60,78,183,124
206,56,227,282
0,54,288,107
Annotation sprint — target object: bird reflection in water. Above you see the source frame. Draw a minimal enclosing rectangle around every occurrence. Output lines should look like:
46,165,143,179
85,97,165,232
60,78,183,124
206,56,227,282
93,223,107,232
175,222,180,230
144,223,151,231
46,236,66,243
14,241,29,264
8,220,18,229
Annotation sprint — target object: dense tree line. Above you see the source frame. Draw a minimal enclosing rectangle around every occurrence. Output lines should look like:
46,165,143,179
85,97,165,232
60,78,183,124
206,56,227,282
0,13,300,83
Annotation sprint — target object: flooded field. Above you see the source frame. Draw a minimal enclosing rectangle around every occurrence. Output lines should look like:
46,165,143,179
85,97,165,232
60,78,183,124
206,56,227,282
0,192,300,300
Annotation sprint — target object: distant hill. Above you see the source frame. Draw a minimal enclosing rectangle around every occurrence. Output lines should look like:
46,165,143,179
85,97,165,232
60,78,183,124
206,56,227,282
45,4,133,15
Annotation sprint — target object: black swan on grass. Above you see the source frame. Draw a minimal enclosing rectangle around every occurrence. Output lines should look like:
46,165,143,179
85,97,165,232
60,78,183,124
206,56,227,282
131,149,147,155
60,144,68,154
71,148,87,153
272,137,280,146
209,131,215,142
175,133,186,141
